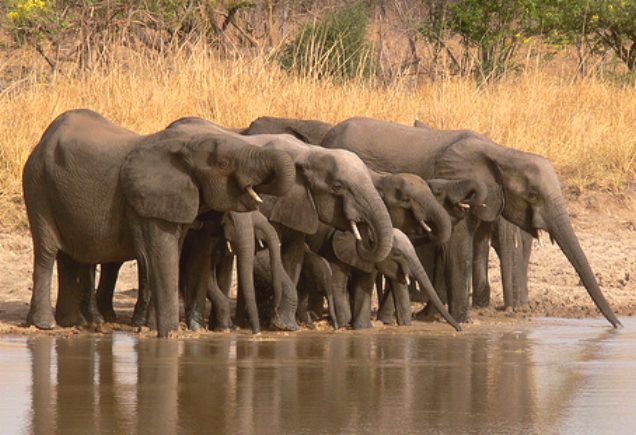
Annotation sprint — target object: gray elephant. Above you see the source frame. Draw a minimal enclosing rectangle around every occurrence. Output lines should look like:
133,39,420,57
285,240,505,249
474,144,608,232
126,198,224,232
243,116,333,145
184,210,286,333
304,224,460,331
321,117,620,327
416,119,534,311
23,109,295,337
166,117,395,330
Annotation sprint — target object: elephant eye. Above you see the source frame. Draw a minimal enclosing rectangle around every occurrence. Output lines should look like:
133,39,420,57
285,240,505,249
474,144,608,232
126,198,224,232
527,189,539,202
217,159,230,169
331,181,343,193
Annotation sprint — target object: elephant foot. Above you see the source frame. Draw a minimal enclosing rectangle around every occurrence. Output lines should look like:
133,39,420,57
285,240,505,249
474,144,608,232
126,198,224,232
271,312,299,331
55,309,88,328
132,302,149,327
26,307,56,330
97,299,117,323
351,318,373,330
211,323,234,333
82,302,104,325
395,316,412,327
450,306,468,324
376,310,395,325
186,308,205,331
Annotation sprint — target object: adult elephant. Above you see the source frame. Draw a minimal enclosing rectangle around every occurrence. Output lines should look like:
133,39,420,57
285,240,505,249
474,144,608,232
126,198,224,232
166,117,394,330
321,117,621,327
243,116,333,146
23,109,295,337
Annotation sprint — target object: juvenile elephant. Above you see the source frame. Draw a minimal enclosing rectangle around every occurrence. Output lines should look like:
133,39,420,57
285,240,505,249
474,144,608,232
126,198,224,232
23,109,295,337
167,117,395,330
321,117,620,327
181,210,286,333
305,224,460,331
243,116,333,146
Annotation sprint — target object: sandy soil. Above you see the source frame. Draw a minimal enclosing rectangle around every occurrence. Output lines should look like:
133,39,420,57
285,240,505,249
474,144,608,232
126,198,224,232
1,189,634,336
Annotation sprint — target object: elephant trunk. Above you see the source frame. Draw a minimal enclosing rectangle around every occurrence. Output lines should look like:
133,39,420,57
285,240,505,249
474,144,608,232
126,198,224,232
253,213,284,315
408,253,462,332
353,186,393,264
233,219,261,333
546,204,621,328
412,191,452,244
250,148,296,197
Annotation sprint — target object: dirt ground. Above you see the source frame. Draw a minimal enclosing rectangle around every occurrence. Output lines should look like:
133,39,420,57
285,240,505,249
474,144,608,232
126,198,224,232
1,188,634,336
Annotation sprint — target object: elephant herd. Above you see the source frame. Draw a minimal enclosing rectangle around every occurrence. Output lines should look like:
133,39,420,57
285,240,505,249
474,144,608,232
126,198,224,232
21,109,621,338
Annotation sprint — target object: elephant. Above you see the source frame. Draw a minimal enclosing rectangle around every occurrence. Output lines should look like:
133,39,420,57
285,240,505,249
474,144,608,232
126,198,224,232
417,118,535,311
242,116,333,145
181,209,287,333
321,117,621,327
304,224,461,331
165,117,395,330
22,109,295,337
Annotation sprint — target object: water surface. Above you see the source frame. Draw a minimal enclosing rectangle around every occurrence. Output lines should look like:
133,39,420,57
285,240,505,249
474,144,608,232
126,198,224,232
1,318,634,434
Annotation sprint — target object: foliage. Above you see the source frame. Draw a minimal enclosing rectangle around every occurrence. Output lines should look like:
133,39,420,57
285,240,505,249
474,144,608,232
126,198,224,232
277,2,374,80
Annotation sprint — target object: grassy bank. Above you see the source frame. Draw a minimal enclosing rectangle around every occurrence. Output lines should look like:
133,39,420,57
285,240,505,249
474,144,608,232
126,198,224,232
1,48,635,226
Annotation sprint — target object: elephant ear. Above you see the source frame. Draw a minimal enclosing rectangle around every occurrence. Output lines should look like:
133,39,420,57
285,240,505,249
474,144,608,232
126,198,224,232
435,141,504,222
268,172,319,234
332,231,374,273
121,140,199,224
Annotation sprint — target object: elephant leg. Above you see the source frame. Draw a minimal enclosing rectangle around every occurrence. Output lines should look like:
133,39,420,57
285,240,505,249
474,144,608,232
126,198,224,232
54,251,87,327
136,220,182,337
96,262,122,322
132,261,151,327
472,220,492,308
331,261,352,328
391,280,412,326
445,219,475,323
493,217,514,308
275,232,304,331
179,231,215,331
513,229,533,307
296,282,311,325
351,270,376,330
216,254,234,297
207,271,233,331
376,279,396,325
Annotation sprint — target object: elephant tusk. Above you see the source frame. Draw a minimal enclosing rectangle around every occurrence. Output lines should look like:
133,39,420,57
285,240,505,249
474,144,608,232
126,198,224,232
480,203,487,208
458,202,471,209
258,239,264,249
537,230,545,248
405,275,411,286
226,241,233,254
419,220,432,232
246,186,263,204
350,220,362,241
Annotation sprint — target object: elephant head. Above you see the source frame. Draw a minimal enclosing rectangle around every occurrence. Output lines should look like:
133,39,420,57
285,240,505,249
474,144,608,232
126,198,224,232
435,140,621,327
265,141,394,264
426,178,489,225
166,117,393,264
332,229,461,331
372,172,452,244
121,130,296,223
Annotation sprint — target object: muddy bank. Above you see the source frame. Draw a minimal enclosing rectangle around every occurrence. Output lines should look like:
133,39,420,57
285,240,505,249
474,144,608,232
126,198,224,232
1,189,634,336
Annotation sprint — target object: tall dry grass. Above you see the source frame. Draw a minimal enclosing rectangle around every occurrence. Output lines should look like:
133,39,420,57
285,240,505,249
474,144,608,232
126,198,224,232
1,46,635,225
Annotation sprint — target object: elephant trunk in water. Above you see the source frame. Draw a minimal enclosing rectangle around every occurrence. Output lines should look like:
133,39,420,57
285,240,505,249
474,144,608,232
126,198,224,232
352,185,393,264
233,221,260,333
407,251,462,332
253,213,285,322
248,148,296,197
546,202,621,327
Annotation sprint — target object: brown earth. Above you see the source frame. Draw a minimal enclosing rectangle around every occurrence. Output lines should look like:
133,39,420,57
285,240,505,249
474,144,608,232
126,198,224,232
1,189,634,337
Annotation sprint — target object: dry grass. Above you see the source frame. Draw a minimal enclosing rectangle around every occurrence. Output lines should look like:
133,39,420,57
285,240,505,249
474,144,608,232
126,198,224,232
1,46,635,226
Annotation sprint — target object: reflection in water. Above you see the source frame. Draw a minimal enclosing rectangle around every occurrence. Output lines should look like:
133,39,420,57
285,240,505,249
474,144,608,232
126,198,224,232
1,319,634,434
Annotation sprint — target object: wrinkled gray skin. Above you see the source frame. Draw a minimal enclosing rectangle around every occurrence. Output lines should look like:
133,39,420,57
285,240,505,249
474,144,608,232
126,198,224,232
297,246,336,324
243,116,333,145
415,120,535,311
379,177,488,323
306,225,461,331
322,117,621,327
166,117,394,330
23,109,295,337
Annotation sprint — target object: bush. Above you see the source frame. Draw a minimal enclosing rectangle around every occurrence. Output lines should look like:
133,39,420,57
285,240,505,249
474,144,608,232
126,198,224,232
277,2,374,80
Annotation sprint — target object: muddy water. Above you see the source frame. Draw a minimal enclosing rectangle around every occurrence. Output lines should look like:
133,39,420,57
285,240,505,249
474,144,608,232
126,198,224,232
1,318,635,434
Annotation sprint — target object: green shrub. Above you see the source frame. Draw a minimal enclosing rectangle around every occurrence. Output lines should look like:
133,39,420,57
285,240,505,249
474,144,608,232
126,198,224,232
278,2,374,80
